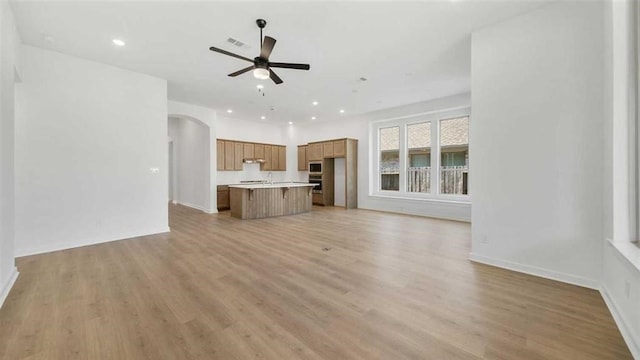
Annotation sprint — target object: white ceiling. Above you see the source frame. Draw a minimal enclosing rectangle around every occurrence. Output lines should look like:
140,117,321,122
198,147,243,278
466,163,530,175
11,0,552,124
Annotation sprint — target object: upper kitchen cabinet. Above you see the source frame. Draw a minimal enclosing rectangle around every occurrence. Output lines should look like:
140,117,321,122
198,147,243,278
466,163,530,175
270,145,279,170
216,140,225,171
234,142,244,170
243,143,254,159
262,144,272,171
333,139,346,157
307,143,323,161
323,142,334,158
216,139,286,171
224,141,235,170
297,145,307,171
278,146,286,171
254,144,264,159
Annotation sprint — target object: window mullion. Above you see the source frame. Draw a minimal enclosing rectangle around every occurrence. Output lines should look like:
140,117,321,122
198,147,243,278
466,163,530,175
399,125,407,194
432,119,440,196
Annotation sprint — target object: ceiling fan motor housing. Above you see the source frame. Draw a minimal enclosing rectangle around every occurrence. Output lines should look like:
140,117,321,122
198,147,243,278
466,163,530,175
254,57,269,68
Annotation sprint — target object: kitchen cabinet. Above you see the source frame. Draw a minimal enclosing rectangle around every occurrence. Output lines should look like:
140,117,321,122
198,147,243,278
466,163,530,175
303,138,358,209
243,143,254,159
224,141,235,170
254,144,264,159
297,145,307,171
307,143,323,161
323,141,334,158
216,140,225,171
333,139,346,157
262,145,272,171
216,139,286,171
217,185,230,211
278,146,286,171
271,145,279,170
234,142,244,170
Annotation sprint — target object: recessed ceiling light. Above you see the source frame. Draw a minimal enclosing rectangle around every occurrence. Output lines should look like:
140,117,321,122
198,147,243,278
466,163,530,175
227,109,233,113
261,116,266,120
312,101,318,106
112,38,125,47
256,84,264,90
339,109,345,113
311,116,316,120
288,121,293,125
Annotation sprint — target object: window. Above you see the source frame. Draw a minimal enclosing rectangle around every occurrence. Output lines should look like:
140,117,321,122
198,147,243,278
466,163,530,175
372,109,470,201
380,126,399,191
439,117,469,195
407,121,431,193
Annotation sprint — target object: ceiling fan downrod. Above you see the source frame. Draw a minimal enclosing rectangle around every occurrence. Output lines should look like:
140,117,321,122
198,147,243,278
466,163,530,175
256,19,267,50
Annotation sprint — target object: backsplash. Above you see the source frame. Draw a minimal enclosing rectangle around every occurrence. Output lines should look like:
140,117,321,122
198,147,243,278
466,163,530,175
216,163,305,185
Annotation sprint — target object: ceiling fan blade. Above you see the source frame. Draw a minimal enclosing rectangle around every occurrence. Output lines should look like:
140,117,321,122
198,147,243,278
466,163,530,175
260,36,276,59
228,66,255,77
268,62,310,70
270,69,283,84
209,46,253,63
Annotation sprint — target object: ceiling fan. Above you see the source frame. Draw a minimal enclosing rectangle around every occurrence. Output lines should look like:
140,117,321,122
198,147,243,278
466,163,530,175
208,19,310,85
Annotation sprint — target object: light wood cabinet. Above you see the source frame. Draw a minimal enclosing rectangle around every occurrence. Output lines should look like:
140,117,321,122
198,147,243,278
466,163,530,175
216,140,225,171
271,145,279,170
323,141,334,158
217,185,230,211
234,142,243,170
262,145,272,171
216,139,286,171
297,145,307,171
254,144,264,159
243,143,254,159
303,138,358,209
308,143,323,161
278,146,286,171
333,139,346,157
224,141,235,170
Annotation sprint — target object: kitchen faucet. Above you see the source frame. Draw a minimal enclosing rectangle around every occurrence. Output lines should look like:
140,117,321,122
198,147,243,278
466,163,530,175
267,171,273,185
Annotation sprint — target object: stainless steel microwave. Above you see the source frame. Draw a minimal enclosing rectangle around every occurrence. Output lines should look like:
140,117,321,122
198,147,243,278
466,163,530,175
308,161,322,174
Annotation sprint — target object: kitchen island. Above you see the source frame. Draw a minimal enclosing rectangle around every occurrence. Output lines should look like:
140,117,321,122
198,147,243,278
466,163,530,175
228,182,316,219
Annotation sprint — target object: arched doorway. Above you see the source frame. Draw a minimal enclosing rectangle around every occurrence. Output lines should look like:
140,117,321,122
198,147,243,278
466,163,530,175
167,115,213,213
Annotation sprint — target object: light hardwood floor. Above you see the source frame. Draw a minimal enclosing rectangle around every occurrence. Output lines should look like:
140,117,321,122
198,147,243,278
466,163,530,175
0,204,632,359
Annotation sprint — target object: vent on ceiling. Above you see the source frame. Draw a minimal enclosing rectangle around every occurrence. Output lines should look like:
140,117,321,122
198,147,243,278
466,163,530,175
227,37,249,49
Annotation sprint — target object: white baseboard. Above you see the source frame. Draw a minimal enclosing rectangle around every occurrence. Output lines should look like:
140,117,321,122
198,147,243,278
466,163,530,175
175,201,215,214
0,267,19,309
601,285,640,360
15,227,171,257
469,253,599,290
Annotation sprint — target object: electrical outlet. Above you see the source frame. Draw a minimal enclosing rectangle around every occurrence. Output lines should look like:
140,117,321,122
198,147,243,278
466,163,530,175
480,234,489,244
625,281,631,298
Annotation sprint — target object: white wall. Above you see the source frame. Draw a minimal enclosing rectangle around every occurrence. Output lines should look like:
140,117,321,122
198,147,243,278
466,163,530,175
470,2,604,288
296,93,471,221
0,0,20,307
601,0,640,357
14,45,169,256
168,116,210,212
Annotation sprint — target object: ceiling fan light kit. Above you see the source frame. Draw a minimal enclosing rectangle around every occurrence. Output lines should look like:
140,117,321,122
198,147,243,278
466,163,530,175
209,19,310,85
253,67,270,80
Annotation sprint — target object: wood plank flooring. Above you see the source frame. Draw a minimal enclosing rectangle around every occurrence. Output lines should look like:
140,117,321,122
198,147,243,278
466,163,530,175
0,204,632,359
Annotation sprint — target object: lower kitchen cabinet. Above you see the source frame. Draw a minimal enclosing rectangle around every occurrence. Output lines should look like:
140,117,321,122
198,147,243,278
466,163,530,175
217,185,230,211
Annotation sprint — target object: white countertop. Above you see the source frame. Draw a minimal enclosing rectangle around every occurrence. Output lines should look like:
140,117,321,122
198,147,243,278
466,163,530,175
228,182,316,189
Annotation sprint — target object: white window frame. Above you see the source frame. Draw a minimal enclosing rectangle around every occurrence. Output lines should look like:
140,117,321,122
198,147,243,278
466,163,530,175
370,106,471,203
